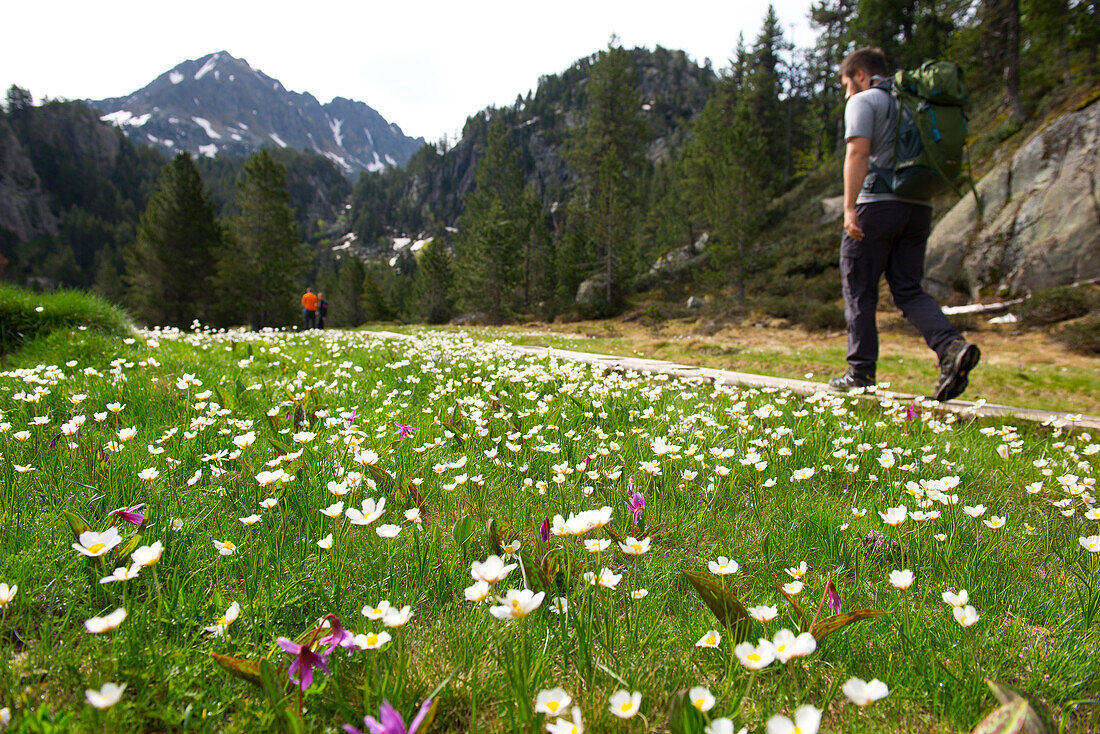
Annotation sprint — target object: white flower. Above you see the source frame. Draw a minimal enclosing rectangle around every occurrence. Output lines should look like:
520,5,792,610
889,569,914,589
618,536,650,555
320,501,345,519
382,605,413,628
376,524,401,538
953,604,980,627
260,497,278,509
317,534,334,549
942,589,969,607
213,539,237,556
705,719,746,734
766,705,821,734
471,555,517,584
535,688,572,715
879,505,907,527
239,514,262,526
631,589,649,600
85,607,127,633
99,564,141,585
708,557,739,575
137,467,159,482
696,629,722,648
85,682,127,709
545,707,584,734
346,497,386,525
983,515,1006,529
0,583,18,608
130,541,163,567
791,467,815,481
785,561,808,579
771,628,817,663
688,686,715,712
1080,535,1100,552
782,580,804,595
963,504,987,518
608,690,641,719
583,567,623,589
204,601,241,636
734,639,776,670
489,589,545,619
464,581,491,602
353,631,392,650
72,527,122,557
748,604,778,623
843,677,890,706
584,538,612,553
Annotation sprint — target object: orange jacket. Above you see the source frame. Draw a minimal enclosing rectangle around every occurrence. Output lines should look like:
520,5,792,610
302,292,319,311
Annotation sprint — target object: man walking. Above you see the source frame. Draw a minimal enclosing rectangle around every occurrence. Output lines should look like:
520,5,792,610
829,47,980,402
302,287,318,330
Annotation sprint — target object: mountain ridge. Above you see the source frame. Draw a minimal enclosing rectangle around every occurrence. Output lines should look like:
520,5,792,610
90,51,424,176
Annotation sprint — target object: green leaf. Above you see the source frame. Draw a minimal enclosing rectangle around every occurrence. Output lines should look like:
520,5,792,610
114,533,143,563
453,515,474,551
810,608,890,641
214,385,236,410
259,658,286,703
774,582,810,632
681,569,751,642
211,652,263,688
972,699,1029,734
64,511,91,539
486,518,510,555
985,680,1055,734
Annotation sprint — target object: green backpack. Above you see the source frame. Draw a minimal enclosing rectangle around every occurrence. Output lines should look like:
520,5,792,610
870,60,979,206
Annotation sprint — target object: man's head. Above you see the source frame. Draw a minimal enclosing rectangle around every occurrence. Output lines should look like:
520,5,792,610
839,47,888,99
307,287,314,293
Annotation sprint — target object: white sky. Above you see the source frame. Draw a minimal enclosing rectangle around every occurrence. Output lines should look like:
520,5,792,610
3,0,817,143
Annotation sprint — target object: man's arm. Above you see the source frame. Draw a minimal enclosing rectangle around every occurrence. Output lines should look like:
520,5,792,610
843,136,871,241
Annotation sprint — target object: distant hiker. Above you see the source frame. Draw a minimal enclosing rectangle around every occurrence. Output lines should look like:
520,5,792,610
317,292,328,330
829,46,979,402
302,288,318,330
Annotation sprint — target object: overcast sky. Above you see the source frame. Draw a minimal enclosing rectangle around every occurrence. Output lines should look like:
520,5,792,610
4,0,817,143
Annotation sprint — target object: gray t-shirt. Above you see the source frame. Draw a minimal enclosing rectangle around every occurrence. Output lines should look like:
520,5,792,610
845,79,931,207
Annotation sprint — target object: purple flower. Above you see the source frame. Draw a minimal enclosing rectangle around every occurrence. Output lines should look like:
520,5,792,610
826,580,842,615
539,516,550,544
905,403,919,421
276,636,331,691
626,491,646,528
394,422,418,440
318,616,355,654
109,503,146,526
345,699,434,734
583,454,593,469
346,408,360,424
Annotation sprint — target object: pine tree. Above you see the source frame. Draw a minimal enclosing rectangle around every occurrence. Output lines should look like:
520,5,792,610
564,39,648,312
329,256,366,327
453,115,527,324
361,265,390,322
745,6,792,182
124,152,222,327
413,238,455,323
215,150,308,330
683,38,769,302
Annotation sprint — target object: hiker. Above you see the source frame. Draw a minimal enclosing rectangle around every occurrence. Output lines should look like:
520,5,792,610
317,292,328,330
829,46,979,402
302,288,318,330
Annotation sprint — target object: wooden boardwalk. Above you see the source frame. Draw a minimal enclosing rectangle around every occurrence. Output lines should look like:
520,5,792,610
367,330,1100,431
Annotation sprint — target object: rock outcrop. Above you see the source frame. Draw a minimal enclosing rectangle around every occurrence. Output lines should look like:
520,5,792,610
924,101,1100,300
0,116,58,242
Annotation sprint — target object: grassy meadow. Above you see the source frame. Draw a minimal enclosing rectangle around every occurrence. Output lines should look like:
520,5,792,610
0,323,1097,733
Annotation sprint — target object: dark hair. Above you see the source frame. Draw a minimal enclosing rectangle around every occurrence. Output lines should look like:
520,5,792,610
840,47,889,80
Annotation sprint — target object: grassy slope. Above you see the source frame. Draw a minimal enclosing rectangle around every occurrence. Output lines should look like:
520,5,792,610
0,284,134,357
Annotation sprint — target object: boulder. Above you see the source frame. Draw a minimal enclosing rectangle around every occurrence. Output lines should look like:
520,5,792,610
685,296,705,309
924,102,1100,300
575,277,606,305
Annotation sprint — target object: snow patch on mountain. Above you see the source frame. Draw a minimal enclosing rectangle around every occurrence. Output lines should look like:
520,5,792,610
192,116,221,140
367,151,384,172
330,118,343,146
101,110,151,127
169,71,184,85
198,143,218,158
269,132,287,148
194,55,219,81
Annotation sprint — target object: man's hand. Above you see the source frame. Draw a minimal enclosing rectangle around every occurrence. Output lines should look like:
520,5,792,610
844,208,864,241
843,136,871,242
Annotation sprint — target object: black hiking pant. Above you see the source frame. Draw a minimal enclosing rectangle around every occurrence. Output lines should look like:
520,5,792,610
840,201,960,377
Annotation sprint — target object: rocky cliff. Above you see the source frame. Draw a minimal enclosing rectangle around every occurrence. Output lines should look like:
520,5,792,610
924,100,1100,300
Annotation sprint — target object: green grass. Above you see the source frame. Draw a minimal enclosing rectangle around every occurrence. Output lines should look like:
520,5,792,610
0,326,1097,733
0,284,134,357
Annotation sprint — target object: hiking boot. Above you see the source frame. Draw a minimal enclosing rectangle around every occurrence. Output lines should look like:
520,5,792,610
933,340,981,402
829,371,876,391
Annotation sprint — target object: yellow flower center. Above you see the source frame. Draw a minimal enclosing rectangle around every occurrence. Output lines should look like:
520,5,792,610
88,542,106,553
706,636,716,645
631,544,642,552
748,653,760,661
777,644,786,652
224,541,235,550
367,633,378,645
693,698,706,710
547,701,559,712
217,615,229,625
620,703,632,712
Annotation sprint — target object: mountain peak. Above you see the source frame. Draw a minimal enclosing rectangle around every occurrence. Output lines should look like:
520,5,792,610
91,52,423,176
